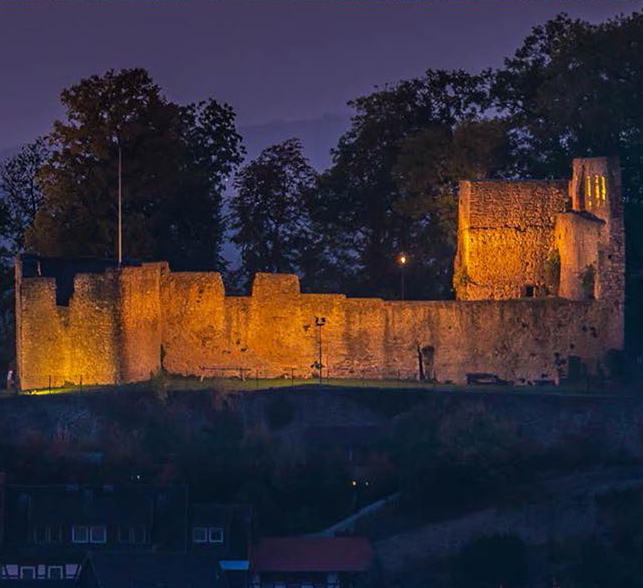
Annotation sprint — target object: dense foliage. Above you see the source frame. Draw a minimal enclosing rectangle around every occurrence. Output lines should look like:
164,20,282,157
27,68,243,271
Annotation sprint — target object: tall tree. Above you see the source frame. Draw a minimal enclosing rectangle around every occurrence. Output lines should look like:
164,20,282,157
0,139,50,376
491,11,643,351
27,68,243,270
229,139,329,289
312,70,490,299
0,138,50,256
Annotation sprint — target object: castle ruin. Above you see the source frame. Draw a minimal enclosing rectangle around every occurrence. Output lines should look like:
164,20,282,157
14,157,624,390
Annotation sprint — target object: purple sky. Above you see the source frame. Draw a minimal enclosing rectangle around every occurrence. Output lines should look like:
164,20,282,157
2,0,643,164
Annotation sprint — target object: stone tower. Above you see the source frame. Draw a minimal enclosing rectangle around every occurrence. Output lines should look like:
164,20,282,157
556,157,625,305
454,157,624,311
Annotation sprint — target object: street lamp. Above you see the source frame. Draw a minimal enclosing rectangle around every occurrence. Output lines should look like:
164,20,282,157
314,316,326,384
397,253,408,301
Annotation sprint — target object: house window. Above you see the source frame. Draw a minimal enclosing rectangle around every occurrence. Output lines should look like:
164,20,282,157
208,527,224,544
48,566,64,580
132,526,146,545
20,567,35,580
65,564,79,579
34,524,50,543
118,525,131,543
192,526,208,543
90,526,107,544
51,525,63,544
2,565,18,579
72,525,88,543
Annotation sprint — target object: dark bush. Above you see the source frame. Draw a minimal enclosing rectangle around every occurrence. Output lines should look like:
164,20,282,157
266,394,296,430
450,534,529,588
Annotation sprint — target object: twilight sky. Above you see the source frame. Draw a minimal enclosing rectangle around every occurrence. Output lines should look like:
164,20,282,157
2,0,643,168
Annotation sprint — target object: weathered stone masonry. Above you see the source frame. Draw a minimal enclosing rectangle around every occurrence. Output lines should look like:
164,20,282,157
15,158,624,390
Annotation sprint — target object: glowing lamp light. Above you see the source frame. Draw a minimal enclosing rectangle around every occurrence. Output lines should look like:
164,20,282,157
398,254,407,265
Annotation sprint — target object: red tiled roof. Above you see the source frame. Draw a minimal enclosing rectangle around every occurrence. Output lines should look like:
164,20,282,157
251,537,373,573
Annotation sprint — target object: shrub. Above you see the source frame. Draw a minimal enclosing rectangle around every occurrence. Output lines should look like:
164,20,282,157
580,264,596,299
449,534,529,588
266,394,296,430
545,248,561,295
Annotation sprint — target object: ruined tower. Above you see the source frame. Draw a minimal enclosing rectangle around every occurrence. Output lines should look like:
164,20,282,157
454,157,624,308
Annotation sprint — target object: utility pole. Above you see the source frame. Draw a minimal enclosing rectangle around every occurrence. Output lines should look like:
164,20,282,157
398,253,407,301
118,144,122,267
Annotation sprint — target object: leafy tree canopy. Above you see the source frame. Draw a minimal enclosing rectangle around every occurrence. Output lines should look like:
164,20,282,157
230,138,333,291
27,68,243,270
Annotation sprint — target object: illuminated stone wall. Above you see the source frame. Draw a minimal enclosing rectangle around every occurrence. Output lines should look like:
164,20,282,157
454,179,569,300
15,263,163,390
16,265,622,389
15,156,625,390
159,274,620,384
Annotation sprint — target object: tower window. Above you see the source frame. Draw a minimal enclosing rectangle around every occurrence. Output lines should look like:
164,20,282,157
585,176,592,208
600,175,606,201
524,285,535,298
594,174,600,201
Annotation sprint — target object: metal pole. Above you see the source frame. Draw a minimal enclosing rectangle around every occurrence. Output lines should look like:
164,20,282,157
318,325,322,385
118,145,122,267
401,265,405,301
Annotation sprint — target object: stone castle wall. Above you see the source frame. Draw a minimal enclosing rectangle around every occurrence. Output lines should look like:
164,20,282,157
16,267,622,389
15,157,625,391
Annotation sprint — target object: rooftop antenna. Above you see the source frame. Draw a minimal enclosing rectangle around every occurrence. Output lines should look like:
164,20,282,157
118,144,122,267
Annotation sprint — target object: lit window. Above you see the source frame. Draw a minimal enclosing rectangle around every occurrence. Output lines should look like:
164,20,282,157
20,567,35,580
192,526,208,543
90,526,107,544
72,525,88,544
594,174,600,200
208,527,224,544
600,175,606,201
48,566,64,580
585,175,592,208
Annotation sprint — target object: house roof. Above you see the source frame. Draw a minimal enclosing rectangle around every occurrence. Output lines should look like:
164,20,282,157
1,483,189,555
250,537,373,573
82,551,228,588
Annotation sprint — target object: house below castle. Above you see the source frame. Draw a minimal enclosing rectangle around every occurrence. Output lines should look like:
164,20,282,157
14,158,624,390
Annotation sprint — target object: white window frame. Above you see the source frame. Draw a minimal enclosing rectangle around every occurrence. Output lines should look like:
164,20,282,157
33,524,50,543
131,525,146,545
19,566,35,580
48,566,64,580
65,564,79,580
208,526,224,544
118,524,130,544
72,525,88,544
192,526,208,543
90,525,107,544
